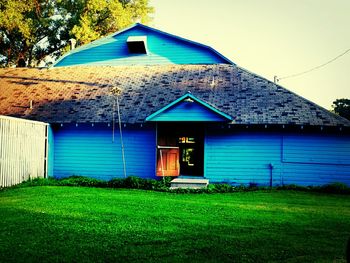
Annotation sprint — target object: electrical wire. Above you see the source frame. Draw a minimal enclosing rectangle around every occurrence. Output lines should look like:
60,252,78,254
278,47,350,81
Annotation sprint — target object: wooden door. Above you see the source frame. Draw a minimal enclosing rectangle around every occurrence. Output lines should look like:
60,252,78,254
157,148,179,176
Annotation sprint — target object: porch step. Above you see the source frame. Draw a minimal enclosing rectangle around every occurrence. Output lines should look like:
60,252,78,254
170,178,209,189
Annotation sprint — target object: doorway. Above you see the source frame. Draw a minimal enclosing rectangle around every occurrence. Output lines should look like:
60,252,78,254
157,124,204,177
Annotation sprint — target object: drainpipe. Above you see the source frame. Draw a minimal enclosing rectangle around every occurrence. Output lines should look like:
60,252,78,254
269,163,274,187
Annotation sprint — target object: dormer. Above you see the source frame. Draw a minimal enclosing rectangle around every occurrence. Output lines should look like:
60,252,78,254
127,36,148,54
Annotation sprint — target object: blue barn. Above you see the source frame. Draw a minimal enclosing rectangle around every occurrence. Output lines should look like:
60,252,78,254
1,23,350,187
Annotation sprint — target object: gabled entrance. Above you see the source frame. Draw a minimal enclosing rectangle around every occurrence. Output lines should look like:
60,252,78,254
157,123,204,177
146,92,232,178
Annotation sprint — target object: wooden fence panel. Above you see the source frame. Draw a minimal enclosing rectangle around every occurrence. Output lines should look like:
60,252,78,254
0,116,48,187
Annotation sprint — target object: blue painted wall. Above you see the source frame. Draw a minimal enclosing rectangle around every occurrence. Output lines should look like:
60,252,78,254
53,124,156,180
55,26,229,67
205,129,350,186
51,122,350,186
150,101,227,122
47,125,54,177
282,135,350,186
282,135,350,165
205,131,282,185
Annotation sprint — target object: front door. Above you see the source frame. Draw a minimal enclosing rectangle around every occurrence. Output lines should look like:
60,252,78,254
157,124,204,177
178,136,203,176
156,147,179,176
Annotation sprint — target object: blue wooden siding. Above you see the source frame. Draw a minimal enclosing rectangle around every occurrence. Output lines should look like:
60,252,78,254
53,124,156,180
47,125,54,177
150,100,227,122
54,26,229,67
205,130,350,186
51,122,350,186
281,135,350,185
205,131,282,185
282,135,350,165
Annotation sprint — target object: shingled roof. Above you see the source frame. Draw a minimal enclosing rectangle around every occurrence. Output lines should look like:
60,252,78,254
0,64,349,127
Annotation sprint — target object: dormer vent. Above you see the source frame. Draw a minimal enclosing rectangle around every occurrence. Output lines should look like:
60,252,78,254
127,36,148,54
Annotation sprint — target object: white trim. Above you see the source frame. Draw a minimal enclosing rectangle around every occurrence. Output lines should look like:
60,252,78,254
0,115,48,126
157,146,179,149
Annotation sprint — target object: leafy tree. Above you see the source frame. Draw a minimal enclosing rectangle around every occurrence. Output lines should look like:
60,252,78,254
0,0,153,67
332,98,350,120
0,0,54,66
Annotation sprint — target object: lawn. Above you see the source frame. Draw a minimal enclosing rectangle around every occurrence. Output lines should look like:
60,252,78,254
0,187,349,262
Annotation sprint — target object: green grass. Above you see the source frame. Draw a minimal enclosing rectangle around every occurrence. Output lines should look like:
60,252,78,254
0,187,349,262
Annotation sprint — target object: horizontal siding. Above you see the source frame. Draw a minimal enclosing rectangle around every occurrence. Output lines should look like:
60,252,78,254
205,130,350,186
283,135,350,165
282,163,350,186
53,124,156,180
55,27,228,67
205,131,282,186
281,134,350,186
151,101,226,122
52,123,350,186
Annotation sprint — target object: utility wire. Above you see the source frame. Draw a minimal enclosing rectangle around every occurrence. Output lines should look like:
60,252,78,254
277,47,350,81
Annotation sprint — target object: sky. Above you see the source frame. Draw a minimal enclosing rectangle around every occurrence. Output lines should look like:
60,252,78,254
149,0,350,110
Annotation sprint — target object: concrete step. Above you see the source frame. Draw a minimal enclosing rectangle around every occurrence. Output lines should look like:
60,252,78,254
170,178,209,189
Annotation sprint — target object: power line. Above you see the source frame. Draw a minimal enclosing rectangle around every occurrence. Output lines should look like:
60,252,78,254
276,47,350,82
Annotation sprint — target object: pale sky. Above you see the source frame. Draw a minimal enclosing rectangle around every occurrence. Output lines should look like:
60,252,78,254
149,0,350,110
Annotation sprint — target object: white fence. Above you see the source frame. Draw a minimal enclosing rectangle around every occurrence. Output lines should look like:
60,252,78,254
0,116,48,187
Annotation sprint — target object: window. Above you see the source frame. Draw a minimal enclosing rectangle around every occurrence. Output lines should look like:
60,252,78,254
127,36,148,54
178,137,195,144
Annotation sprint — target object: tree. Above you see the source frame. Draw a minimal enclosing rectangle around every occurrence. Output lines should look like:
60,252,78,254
70,0,152,45
332,98,350,120
0,0,153,67
0,0,54,67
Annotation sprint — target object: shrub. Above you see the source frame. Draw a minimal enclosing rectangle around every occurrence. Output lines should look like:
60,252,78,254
207,183,235,193
123,176,167,190
124,176,142,189
159,176,172,188
18,177,58,187
276,184,308,191
57,176,107,188
318,182,350,194
15,176,350,195
107,176,170,191
108,178,125,188
249,182,258,189
277,183,350,195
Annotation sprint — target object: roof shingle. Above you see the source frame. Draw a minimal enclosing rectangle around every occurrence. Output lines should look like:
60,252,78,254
0,64,349,127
